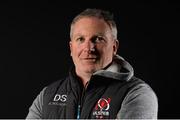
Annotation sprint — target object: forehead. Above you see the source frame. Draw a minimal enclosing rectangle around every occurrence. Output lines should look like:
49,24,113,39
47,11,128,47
74,17,109,28
71,17,112,37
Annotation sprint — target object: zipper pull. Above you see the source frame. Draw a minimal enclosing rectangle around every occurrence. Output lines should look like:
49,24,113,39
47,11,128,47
77,105,81,120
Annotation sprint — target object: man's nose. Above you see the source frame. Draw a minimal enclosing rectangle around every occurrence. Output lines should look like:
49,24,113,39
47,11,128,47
83,41,95,52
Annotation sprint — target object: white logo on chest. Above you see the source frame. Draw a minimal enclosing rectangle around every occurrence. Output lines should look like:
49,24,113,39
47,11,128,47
53,94,67,102
48,94,67,106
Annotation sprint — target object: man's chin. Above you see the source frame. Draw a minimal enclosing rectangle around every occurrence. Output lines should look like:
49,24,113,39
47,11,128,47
76,63,101,74
83,66,99,74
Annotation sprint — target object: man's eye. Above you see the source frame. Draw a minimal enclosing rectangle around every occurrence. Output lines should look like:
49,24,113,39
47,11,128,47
76,37,84,42
94,36,104,43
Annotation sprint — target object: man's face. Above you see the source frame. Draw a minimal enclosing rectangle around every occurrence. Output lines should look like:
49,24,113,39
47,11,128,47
70,17,118,75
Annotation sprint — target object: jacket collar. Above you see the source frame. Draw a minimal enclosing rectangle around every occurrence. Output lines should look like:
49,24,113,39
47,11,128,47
93,55,134,81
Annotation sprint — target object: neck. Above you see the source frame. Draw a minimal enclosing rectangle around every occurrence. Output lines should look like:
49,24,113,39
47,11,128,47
75,70,93,87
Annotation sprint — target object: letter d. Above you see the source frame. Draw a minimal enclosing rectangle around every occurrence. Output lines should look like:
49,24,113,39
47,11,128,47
53,94,60,101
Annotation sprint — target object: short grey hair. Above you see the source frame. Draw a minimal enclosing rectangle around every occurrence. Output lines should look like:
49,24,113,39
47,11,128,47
70,8,118,39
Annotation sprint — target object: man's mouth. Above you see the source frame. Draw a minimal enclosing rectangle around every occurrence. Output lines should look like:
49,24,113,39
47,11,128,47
81,57,97,61
84,57,96,59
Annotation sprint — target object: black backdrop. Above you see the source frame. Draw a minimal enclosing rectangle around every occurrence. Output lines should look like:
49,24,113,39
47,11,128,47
0,0,180,118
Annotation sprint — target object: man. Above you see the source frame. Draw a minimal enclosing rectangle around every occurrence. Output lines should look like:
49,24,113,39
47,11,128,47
26,8,158,119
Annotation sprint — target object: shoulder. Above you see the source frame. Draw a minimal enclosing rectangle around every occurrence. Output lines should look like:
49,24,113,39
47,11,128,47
126,76,145,88
125,76,158,106
44,77,67,95
118,77,158,119
47,78,67,88
126,77,158,102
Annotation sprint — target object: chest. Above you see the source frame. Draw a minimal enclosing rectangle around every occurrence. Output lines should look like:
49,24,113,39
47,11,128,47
42,77,140,119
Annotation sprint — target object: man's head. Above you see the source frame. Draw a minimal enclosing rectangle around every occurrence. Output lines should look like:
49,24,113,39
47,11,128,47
69,8,119,75
70,9,118,40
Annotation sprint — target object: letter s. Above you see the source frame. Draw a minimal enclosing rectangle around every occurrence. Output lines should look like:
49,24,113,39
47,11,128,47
61,95,67,102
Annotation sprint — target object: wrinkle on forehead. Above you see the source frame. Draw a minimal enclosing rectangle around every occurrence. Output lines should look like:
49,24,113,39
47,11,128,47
71,17,114,39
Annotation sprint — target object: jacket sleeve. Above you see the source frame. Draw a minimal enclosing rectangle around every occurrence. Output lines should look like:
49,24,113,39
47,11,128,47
116,83,158,119
26,87,47,119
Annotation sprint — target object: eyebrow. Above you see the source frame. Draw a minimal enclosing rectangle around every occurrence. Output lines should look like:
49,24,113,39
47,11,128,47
73,32,105,37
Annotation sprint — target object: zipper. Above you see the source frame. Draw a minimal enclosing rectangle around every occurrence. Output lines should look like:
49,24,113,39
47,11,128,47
77,104,81,119
77,81,89,119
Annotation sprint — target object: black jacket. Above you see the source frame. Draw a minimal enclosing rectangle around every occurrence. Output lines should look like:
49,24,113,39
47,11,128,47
42,70,143,119
26,55,158,119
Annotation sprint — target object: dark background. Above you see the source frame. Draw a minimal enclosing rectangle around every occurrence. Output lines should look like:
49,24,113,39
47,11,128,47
0,0,179,118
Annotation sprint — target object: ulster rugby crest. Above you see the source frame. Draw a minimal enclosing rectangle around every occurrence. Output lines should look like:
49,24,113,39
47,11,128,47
92,97,111,119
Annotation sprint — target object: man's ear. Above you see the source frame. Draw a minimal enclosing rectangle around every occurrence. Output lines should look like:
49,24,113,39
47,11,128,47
113,39,119,55
69,40,72,56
